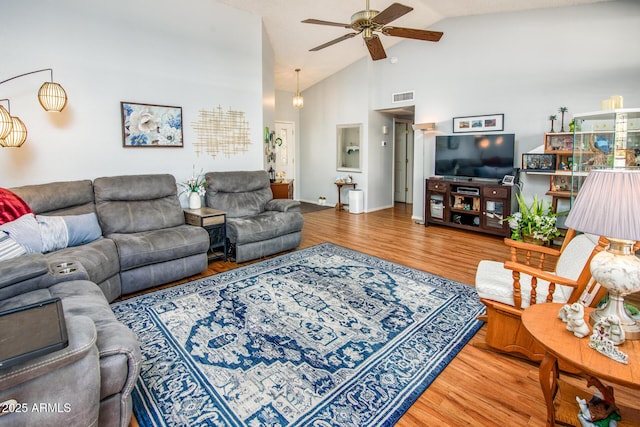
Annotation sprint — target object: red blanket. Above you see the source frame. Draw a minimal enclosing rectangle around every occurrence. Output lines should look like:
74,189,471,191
0,188,33,225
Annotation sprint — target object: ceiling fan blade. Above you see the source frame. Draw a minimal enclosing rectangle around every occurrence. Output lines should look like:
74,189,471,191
309,33,358,51
365,35,387,60
383,26,443,42
302,18,351,28
372,3,413,25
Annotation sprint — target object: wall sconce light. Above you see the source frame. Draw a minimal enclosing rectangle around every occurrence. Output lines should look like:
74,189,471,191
292,68,304,109
382,125,389,135
412,122,436,132
0,68,68,148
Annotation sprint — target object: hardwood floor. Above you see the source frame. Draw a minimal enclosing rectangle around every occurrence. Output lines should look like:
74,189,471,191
127,204,635,426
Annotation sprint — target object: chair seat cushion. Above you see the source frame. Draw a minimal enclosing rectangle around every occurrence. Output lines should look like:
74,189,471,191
108,225,209,271
475,260,574,308
227,212,304,244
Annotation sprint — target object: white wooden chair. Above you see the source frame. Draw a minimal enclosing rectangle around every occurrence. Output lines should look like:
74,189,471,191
474,230,606,363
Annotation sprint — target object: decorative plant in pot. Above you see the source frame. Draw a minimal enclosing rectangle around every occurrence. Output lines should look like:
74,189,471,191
180,168,208,209
504,193,565,245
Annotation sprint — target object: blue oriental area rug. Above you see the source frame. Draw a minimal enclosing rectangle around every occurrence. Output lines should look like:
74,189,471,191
112,243,485,426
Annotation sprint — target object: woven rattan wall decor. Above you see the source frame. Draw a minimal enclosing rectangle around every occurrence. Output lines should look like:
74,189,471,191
192,106,251,157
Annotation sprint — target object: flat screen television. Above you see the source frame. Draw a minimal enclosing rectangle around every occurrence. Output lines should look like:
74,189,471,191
434,133,515,181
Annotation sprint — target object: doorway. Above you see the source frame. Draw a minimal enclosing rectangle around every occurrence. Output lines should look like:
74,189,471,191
393,119,414,204
274,121,296,190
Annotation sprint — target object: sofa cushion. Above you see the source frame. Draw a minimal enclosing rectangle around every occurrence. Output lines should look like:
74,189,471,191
108,225,209,271
227,211,304,244
0,187,33,225
11,180,95,216
205,171,273,218
94,174,185,234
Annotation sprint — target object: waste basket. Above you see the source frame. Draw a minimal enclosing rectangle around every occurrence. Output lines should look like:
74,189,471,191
348,189,364,214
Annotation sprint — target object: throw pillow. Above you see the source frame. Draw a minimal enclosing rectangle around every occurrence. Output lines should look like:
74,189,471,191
61,213,102,246
0,213,43,254
36,215,69,253
0,230,26,261
0,188,33,225
36,213,102,251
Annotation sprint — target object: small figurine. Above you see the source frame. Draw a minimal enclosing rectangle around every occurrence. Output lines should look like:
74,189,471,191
558,304,570,322
559,107,569,132
576,377,621,427
562,303,591,338
590,316,629,364
606,315,625,345
549,114,557,133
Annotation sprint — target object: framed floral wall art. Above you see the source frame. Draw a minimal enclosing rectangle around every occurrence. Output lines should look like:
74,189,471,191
121,102,183,147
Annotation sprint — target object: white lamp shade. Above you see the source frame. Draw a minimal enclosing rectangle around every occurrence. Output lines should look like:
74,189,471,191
292,94,304,109
564,169,640,241
0,116,28,147
38,82,68,112
0,105,12,139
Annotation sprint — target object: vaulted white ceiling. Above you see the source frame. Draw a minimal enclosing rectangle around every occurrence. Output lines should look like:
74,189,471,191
217,0,611,92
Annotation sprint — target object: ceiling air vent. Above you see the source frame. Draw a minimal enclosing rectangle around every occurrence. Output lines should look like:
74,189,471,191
392,91,414,103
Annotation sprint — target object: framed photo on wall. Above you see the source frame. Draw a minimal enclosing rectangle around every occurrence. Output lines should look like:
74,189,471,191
452,113,504,133
522,153,556,171
121,102,183,147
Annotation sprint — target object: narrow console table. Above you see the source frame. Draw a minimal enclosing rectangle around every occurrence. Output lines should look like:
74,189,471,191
335,182,356,211
184,207,227,261
522,303,640,427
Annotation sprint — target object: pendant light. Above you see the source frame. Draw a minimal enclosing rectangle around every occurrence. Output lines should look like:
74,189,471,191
0,116,27,148
292,68,304,109
38,81,68,112
0,68,68,147
0,104,12,139
0,99,27,148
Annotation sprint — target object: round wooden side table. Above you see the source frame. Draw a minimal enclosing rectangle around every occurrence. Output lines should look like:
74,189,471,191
522,303,640,426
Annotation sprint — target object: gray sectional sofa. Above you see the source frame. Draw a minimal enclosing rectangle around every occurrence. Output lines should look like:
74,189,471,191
0,174,210,427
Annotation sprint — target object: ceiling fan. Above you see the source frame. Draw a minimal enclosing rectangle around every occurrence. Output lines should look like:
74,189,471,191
302,1,443,61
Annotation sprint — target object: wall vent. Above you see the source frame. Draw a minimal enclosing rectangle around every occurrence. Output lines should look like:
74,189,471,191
392,91,414,103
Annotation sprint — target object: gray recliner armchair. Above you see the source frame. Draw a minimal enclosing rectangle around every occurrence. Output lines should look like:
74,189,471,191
204,171,303,262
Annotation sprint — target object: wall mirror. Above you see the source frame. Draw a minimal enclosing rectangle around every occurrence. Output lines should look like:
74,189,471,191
336,123,362,172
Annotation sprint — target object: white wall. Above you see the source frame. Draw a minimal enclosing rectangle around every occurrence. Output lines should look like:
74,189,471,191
298,60,370,205
298,0,640,217
1,0,268,206
262,26,276,170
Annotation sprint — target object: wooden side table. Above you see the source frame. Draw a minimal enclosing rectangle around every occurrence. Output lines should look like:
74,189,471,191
184,207,227,261
335,182,356,211
270,180,293,199
522,303,640,426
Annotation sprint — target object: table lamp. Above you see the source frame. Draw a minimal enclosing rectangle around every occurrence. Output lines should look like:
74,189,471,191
564,168,640,339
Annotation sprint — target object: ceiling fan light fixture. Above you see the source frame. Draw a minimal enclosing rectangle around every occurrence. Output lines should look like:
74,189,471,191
303,1,443,61
292,68,304,109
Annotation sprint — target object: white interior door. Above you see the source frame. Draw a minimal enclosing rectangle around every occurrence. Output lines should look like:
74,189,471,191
394,120,414,203
274,121,296,183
